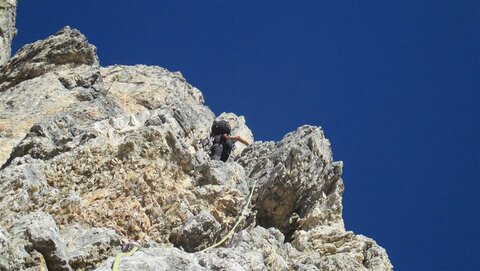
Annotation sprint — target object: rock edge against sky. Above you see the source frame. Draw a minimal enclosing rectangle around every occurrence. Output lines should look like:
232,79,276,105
0,3,392,270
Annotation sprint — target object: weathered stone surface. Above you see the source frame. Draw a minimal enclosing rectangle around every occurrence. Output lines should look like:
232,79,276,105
169,211,222,252
206,226,290,271
0,14,392,271
0,26,99,92
95,226,290,271
95,247,205,271
10,212,72,271
291,225,393,270
0,26,117,166
61,224,121,270
239,125,344,237
196,160,246,188
0,213,121,271
0,0,16,65
101,65,205,113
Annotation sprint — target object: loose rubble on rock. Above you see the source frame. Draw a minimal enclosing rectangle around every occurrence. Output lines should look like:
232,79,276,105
0,4,393,270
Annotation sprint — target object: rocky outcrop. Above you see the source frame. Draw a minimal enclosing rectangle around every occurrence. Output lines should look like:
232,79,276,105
95,227,290,271
0,17,392,271
0,0,16,65
169,211,222,252
0,212,120,271
0,26,100,92
0,26,117,167
239,126,343,238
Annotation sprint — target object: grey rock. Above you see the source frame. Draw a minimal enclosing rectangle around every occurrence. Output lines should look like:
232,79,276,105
3,113,97,167
0,235,47,271
239,125,343,236
170,211,222,252
11,212,72,271
0,21,392,271
196,160,246,188
95,226,290,271
0,26,118,166
0,26,99,92
206,226,290,271
0,226,8,249
100,65,206,112
0,161,51,227
61,224,121,270
0,0,16,66
95,247,206,271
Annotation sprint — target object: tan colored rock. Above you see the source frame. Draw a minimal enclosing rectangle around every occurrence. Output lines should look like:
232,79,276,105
0,24,392,270
291,226,392,270
0,26,112,166
101,65,205,114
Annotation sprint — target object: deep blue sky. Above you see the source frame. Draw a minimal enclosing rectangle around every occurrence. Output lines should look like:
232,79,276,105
13,1,479,270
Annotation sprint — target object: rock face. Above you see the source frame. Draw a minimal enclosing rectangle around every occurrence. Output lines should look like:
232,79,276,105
0,0,16,65
0,17,392,271
0,26,114,167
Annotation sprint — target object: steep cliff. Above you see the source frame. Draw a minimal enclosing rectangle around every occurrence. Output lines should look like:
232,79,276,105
0,22,392,271
0,0,16,66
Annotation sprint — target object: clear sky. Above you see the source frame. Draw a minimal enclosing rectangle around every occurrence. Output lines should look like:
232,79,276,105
12,1,480,270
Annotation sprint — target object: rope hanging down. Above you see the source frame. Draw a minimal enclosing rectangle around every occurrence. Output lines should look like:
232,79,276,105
111,179,257,270
199,178,258,253
112,245,139,271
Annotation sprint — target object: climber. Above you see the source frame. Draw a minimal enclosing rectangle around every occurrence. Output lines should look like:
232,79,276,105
210,120,249,162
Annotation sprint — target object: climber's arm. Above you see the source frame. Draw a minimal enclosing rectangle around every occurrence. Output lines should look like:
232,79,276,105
223,135,250,146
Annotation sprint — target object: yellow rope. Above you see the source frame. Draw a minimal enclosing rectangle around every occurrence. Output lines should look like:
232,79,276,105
112,246,139,271
110,178,257,269
199,179,258,253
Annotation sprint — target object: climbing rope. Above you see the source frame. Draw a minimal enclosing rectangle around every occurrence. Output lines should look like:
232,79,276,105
112,244,139,271
199,178,258,253
110,179,257,270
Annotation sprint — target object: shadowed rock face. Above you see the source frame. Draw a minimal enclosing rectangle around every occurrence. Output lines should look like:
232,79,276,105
239,126,344,239
0,22,392,271
0,0,16,66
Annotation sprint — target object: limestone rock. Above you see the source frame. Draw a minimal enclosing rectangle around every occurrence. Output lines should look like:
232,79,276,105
10,212,72,271
101,65,205,114
291,225,393,271
0,16,392,271
239,125,343,236
196,160,246,188
0,26,117,166
0,0,16,65
169,211,222,252
207,226,290,271
95,226,290,271
95,247,205,271
0,26,100,92
61,224,121,270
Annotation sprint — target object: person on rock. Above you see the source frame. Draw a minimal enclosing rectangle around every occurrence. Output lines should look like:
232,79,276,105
210,120,249,162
